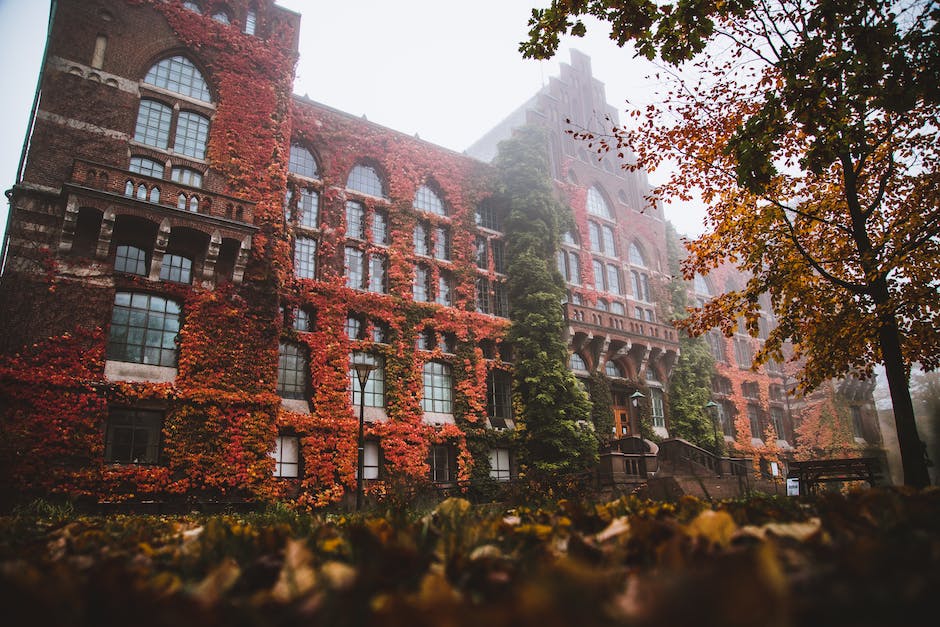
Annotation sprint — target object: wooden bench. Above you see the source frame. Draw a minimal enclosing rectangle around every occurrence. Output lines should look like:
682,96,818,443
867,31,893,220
788,457,884,495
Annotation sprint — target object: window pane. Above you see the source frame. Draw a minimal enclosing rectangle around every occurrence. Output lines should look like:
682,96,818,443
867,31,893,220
271,434,300,478
134,100,172,149
114,245,148,276
587,186,612,219
294,237,317,279
298,189,319,228
372,209,388,244
289,144,318,178
159,254,193,284
413,265,429,302
143,55,211,102
174,111,210,159
105,409,163,464
347,165,385,198
369,254,387,293
345,246,365,289
277,342,307,399
171,167,203,187
414,185,445,215
129,156,164,178
346,201,365,239
107,292,180,367
422,362,453,413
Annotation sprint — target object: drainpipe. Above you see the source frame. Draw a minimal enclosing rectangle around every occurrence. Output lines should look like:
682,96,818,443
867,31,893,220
1,0,57,275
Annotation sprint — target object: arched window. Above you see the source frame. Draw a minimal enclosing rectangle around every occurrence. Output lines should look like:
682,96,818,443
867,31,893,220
414,184,446,215
136,57,212,162
288,143,318,178
107,292,181,367
129,156,164,178
587,186,613,219
182,2,201,13
422,361,453,413
212,11,230,24
143,56,211,102
605,360,625,378
277,342,307,399
349,352,385,408
347,164,386,198
629,242,647,267
569,353,588,371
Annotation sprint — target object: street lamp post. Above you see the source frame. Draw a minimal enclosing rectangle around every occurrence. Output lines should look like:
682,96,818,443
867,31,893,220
352,359,377,512
630,390,645,435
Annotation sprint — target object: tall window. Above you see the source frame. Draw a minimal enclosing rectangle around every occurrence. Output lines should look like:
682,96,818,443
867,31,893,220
294,236,317,279
851,406,864,440
289,144,318,178
245,8,257,35
360,441,380,479
271,434,300,478
345,247,365,289
734,337,754,369
422,361,453,413
371,209,388,244
557,250,581,284
747,405,761,437
476,277,491,314
347,164,386,198
346,201,365,239
369,255,387,293
650,388,665,428
436,272,453,306
105,408,163,465
487,370,513,428
296,188,319,229
348,352,385,408
489,448,511,481
429,444,455,482
433,226,450,260
277,342,307,400
107,292,180,367
493,281,509,317
414,185,446,215
587,186,613,219
135,57,211,160
771,407,786,440
476,199,501,230
413,265,430,302
414,221,430,256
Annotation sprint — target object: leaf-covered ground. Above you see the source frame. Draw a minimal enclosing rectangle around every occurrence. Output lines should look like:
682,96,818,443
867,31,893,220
1,488,938,626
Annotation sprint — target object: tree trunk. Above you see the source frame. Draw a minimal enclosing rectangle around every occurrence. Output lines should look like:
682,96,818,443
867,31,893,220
879,318,930,487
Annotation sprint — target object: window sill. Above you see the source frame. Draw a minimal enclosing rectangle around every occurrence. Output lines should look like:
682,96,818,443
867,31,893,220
105,360,176,383
281,398,311,414
423,412,455,426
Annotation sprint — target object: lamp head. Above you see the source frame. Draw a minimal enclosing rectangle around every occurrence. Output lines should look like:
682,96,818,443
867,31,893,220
352,361,377,387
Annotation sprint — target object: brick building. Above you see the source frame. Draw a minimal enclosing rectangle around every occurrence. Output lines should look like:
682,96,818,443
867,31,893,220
0,0,885,505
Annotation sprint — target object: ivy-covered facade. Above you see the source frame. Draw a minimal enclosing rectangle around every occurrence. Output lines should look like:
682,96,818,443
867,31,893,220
0,1,885,507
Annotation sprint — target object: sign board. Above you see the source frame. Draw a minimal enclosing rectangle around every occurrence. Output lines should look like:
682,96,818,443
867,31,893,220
786,477,800,496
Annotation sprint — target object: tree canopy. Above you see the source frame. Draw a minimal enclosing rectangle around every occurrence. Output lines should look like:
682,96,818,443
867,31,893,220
522,0,939,486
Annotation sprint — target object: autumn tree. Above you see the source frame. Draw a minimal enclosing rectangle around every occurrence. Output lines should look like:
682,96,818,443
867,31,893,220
522,0,939,486
495,126,598,477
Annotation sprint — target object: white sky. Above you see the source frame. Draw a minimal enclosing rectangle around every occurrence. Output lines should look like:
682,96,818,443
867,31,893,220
0,0,708,241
